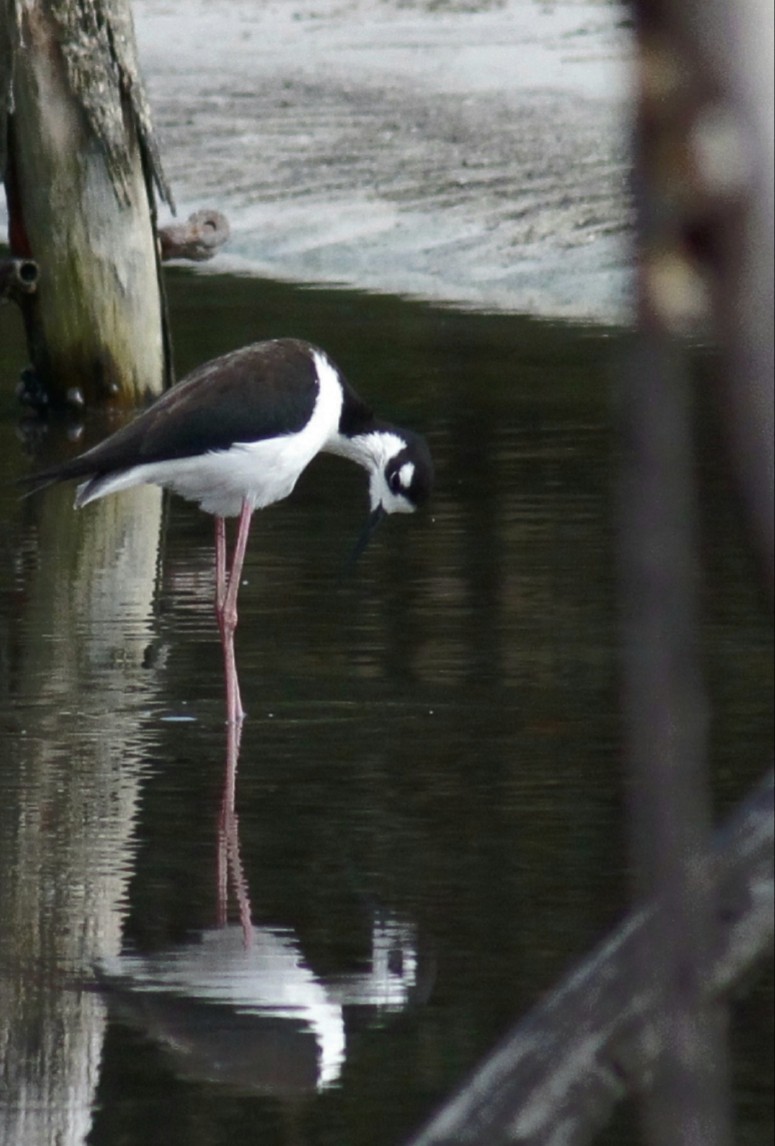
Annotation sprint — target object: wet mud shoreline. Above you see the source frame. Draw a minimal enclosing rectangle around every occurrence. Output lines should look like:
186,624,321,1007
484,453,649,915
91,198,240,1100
135,0,633,322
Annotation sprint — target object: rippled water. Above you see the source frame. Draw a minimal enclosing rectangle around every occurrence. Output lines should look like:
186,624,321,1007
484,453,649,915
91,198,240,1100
132,0,632,321
0,271,772,1145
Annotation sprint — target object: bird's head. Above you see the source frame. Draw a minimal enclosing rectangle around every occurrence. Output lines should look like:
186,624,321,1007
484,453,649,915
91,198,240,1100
348,428,433,565
369,428,433,516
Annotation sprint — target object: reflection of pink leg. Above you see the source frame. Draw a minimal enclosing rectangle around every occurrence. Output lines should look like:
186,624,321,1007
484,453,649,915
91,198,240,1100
216,803,228,928
228,816,254,949
217,717,253,948
214,501,253,724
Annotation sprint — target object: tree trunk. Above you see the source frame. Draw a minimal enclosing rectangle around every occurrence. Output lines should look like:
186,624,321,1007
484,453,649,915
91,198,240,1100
0,0,174,408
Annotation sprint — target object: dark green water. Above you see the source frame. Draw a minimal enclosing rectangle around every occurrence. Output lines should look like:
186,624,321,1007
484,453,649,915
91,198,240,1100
0,270,771,1145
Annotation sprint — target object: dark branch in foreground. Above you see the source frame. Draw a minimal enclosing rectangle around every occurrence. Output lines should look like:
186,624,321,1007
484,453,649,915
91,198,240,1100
158,209,231,262
405,769,774,1146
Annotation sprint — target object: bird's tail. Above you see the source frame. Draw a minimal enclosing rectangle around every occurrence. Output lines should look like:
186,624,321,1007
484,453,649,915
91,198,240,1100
17,457,97,500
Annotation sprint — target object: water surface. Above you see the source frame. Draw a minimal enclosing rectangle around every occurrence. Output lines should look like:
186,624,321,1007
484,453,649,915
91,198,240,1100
133,0,632,321
0,272,772,1145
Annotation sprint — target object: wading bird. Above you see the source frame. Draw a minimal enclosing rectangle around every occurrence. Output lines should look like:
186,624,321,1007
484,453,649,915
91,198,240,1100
24,338,433,723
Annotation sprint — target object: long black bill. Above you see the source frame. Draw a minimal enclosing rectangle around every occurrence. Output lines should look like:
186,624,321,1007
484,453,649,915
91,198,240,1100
345,504,387,573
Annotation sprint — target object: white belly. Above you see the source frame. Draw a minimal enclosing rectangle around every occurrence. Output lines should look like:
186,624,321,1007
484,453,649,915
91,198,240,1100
138,435,319,517
75,350,344,517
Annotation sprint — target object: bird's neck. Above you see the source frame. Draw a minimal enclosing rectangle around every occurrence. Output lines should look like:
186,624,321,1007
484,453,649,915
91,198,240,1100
324,381,402,472
326,424,405,474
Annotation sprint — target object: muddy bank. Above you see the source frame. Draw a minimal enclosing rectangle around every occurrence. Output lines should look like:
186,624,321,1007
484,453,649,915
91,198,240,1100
145,1,634,320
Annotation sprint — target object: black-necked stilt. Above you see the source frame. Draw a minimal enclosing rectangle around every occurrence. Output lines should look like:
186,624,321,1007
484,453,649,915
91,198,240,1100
24,338,433,722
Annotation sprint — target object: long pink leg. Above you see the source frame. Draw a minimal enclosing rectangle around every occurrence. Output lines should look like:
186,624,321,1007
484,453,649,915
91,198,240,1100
214,516,240,721
215,516,227,618
214,500,253,723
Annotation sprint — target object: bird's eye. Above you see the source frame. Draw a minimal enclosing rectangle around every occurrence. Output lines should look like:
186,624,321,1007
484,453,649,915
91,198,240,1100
388,470,403,494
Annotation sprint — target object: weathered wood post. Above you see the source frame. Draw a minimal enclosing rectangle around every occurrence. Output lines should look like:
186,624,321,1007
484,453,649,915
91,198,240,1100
0,0,174,408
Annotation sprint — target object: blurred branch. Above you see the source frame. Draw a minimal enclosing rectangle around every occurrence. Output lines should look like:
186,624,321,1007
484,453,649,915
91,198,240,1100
404,771,773,1146
622,2,773,1140
632,0,773,578
618,327,730,1143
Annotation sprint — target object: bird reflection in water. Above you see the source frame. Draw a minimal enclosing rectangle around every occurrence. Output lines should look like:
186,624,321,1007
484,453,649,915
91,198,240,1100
97,723,433,1096
216,718,253,947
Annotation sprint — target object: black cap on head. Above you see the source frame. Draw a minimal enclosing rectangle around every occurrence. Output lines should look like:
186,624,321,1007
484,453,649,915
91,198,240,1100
383,430,433,510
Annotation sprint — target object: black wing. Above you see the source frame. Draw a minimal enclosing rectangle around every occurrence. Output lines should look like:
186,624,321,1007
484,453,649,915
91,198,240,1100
21,339,325,490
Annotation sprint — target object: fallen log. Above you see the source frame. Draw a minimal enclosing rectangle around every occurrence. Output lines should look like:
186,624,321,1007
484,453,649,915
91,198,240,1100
405,770,774,1146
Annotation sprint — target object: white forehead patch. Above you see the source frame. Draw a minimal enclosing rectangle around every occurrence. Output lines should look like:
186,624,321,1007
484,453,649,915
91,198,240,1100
398,461,415,489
